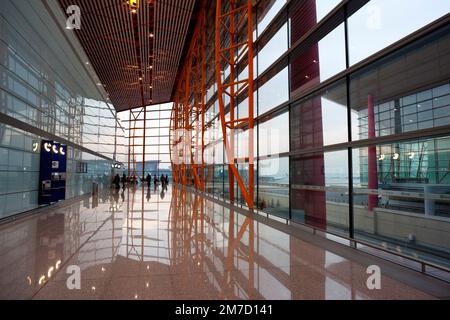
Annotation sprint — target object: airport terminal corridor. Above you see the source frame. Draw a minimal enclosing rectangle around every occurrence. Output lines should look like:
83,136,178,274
0,184,447,300
1,0,450,303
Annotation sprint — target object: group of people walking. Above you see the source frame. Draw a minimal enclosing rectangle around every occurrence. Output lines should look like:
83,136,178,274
112,173,169,189
144,173,169,189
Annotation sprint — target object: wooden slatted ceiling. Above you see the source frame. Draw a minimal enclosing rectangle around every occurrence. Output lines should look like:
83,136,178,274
153,0,196,103
58,0,196,112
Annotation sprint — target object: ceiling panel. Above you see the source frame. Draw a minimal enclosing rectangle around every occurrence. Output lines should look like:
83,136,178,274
58,0,196,112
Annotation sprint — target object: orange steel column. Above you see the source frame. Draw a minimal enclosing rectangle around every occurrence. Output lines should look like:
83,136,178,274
142,105,146,179
170,104,180,184
191,11,206,192
186,4,206,191
176,75,187,186
184,63,191,187
130,110,138,179
215,0,255,208
184,46,202,190
175,90,183,185
200,15,206,193
128,109,132,178
169,106,174,182
170,1,207,190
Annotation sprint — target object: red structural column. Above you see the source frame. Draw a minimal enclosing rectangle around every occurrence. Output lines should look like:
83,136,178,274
367,94,378,212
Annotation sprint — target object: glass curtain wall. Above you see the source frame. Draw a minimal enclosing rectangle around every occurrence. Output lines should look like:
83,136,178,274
194,0,450,269
0,0,123,219
118,103,172,180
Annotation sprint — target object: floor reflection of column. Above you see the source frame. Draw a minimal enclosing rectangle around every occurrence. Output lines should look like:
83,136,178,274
169,186,177,266
200,196,205,268
141,187,144,262
192,193,204,267
290,237,325,299
169,187,260,299
248,218,254,299
223,209,255,299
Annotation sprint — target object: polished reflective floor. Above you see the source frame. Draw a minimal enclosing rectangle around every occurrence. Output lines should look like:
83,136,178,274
0,185,448,300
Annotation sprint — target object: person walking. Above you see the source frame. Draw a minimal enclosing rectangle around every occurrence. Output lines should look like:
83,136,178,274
121,174,127,189
114,174,120,189
146,173,151,189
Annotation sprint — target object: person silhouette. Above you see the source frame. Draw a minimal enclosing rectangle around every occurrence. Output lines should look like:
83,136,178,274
121,174,126,189
114,174,120,189
146,173,151,189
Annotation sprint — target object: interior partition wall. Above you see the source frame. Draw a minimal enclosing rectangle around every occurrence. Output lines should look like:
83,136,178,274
171,0,450,271
0,0,124,219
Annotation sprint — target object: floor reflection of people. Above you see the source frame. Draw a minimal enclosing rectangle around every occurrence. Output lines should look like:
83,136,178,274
160,187,165,199
121,174,127,189
121,189,125,202
113,188,119,203
101,188,108,203
147,188,151,202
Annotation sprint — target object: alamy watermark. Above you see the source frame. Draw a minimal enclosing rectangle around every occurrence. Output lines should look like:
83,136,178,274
66,5,81,30
366,265,381,290
66,265,81,290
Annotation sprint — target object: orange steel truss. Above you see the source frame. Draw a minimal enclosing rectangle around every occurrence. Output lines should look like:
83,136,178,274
170,0,255,209
215,0,255,208
171,0,207,191
128,106,147,180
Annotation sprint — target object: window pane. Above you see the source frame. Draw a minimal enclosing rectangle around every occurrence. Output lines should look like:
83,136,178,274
258,157,289,218
258,67,289,115
291,80,347,151
258,23,288,75
350,25,450,141
259,111,289,156
348,0,450,65
352,135,450,267
291,150,349,235
257,0,287,37
291,0,340,41
291,23,346,94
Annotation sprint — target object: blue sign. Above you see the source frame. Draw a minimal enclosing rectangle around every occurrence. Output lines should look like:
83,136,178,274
39,140,67,205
